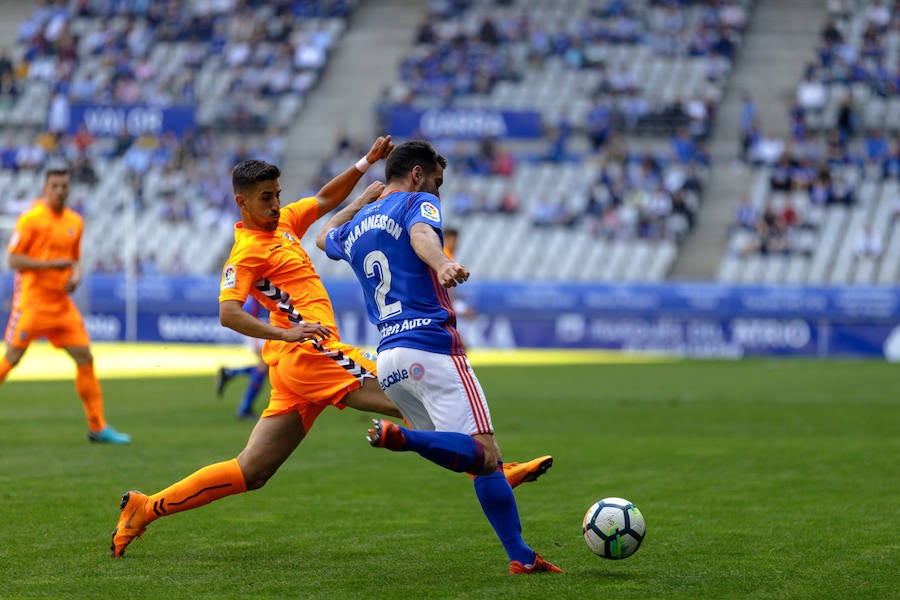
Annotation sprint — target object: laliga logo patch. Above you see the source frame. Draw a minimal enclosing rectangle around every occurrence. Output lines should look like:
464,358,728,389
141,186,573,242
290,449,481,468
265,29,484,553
283,232,298,243
420,202,440,223
410,362,425,380
8,231,19,249
221,265,236,290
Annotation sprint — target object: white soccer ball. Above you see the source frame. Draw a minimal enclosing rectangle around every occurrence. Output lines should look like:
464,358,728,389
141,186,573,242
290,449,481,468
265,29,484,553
582,497,646,559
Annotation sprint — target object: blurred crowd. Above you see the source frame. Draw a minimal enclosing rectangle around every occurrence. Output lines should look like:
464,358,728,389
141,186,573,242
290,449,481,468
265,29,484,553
734,0,900,261
389,0,750,140
5,0,350,131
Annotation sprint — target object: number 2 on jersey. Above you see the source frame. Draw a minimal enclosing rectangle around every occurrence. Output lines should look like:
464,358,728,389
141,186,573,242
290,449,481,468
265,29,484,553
363,250,402,319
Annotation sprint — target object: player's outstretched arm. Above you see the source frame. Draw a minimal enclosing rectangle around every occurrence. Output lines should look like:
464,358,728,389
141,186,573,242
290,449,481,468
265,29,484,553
315,180,385,251
410,223,469,288
313,135,393,219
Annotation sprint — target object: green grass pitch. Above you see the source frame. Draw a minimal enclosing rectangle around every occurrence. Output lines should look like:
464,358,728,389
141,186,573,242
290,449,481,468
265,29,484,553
0,360,897,599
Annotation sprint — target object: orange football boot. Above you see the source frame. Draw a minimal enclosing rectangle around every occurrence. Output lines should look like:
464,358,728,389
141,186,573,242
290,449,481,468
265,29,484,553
509,552,563,574
110,491,150,557
503,455,553,489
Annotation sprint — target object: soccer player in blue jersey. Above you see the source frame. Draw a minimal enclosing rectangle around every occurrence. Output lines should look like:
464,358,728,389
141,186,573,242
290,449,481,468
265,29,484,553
216,296,268,419
316,140,561,575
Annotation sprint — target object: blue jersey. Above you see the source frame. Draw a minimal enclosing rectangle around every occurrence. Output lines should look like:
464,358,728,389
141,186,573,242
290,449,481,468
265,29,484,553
324,190,463,355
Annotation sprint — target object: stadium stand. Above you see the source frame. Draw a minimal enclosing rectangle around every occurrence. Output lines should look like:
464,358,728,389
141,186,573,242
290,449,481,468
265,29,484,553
1,0,895,288
307,0,756,282
716,0,899,285
0,0,356,276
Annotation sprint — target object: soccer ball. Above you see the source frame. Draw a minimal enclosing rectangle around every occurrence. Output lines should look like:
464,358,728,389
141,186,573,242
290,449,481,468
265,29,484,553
582,497,646,559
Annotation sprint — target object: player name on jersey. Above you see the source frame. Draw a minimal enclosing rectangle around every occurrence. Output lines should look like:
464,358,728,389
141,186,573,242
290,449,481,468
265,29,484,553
342,214,403,256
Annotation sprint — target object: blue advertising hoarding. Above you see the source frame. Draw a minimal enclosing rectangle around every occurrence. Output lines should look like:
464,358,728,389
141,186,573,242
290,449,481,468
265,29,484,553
68,104,196,138
389,106,543,139
0,275,898,359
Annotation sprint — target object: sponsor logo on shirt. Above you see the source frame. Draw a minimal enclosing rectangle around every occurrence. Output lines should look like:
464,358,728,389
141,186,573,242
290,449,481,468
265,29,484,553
221,264,236,290
421,202,440,223
378,318,433,338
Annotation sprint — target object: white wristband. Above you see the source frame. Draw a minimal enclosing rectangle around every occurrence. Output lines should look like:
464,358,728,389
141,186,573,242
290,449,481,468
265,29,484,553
355,157,371,173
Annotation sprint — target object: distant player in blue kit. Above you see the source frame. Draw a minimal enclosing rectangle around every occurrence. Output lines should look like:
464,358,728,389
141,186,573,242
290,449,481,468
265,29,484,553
216,296,268,419
316,140,560,574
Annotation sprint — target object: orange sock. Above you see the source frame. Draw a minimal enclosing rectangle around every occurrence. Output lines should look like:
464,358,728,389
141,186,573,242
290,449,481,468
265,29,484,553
145,459,247,523
0,356,12,384
75,363,107,433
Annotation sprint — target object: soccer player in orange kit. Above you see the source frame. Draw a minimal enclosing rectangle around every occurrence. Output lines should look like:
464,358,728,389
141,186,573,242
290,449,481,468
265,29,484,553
110,136,551,558
1,164,130,444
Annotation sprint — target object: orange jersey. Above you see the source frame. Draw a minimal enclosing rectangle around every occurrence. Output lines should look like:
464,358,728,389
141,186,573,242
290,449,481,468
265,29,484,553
7,200,82,314
219,198,338,362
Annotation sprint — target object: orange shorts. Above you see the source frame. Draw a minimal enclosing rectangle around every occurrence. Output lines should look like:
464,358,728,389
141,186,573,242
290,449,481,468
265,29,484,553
262,340,378,432
4,300,91,349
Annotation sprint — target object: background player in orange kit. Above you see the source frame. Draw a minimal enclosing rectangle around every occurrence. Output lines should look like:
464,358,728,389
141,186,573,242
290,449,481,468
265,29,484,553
0,164,131,444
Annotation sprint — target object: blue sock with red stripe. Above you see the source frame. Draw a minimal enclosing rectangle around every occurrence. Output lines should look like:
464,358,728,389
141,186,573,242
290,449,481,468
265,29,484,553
397,427,486,475
474,463,534,565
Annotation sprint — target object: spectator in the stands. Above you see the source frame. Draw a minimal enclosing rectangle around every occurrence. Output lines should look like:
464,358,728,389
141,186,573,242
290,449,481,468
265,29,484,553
770,153,794,191
781,198,800,230
864,0,891,32
733,196,757,232
587,102,612,151
864,129,890,165
750,130,785,165
743,209,790,257
796,68,826,114
830,173,855,205
882,138,900,179
854,224,883,260
809,171,833,206
739,93,757,161
820,17,844,47
0,47,17,110
835,94,857,144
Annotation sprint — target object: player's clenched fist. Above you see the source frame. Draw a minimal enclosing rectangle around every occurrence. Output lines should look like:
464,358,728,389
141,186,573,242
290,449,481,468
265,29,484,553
438,262,469,288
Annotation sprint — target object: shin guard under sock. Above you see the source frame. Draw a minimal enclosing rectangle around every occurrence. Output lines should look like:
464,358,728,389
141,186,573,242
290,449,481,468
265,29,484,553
145,459,247,522
399,427,486,475
473,465,534,565
75,363,106,432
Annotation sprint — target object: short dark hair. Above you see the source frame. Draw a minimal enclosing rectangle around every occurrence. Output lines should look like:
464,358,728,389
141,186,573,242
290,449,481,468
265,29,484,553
44,161,69,181
232,160,281,195
384,140,447,181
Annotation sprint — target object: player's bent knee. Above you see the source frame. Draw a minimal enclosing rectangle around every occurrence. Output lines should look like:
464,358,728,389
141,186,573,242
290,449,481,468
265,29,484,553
478,456,500,476
240,465,276,490
236,453,282,491
478,446,501,475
